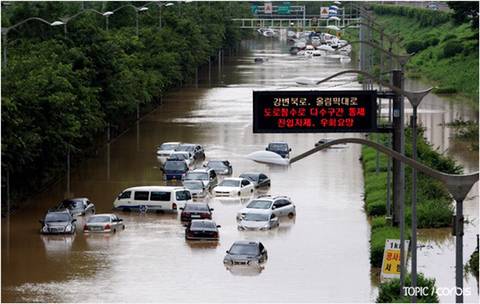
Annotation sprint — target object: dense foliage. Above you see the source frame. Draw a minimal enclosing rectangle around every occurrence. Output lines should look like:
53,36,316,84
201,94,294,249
362,129,462,267
447,1,479,30
376,273,439,303
1,1,251,209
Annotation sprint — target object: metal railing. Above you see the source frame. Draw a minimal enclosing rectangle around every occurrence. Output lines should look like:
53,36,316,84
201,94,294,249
231,17,360,29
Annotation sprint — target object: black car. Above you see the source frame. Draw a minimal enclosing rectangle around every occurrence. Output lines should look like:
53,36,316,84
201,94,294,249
54,198,95,216
266,142,291,158
204,160,233,175
175,143,205,160
223,241,268,265
40,210,77,234
180,203,213,222
185,219,220,240
162,160,189,180
239,172,270,188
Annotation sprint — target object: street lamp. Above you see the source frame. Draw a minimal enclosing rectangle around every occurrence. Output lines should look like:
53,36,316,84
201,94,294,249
111,4,149,36
247,138,478,304
52,8,106,39
103,11,114,31
142,2,174,29
2,17,62,67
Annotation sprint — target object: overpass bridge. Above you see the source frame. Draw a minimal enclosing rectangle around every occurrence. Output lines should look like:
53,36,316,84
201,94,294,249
231,17,361,30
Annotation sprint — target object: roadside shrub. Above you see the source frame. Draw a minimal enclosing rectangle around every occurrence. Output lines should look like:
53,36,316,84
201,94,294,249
366,200,387,216
376,273,439,303
416,199,453,228
426,37,440,46
433,86,458,94
443,40,464,58
442,33,457,42
405,40,427,54
466,250,479,278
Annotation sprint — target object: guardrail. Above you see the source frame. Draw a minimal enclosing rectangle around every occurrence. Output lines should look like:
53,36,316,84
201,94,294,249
231,17,361,29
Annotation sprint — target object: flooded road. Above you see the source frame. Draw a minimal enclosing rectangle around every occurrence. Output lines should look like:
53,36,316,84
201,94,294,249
1,37,478,302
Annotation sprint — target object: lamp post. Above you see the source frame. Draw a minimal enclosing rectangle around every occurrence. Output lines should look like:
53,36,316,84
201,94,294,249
2,17,59,67
51,8,107,39
111,4,149,36
296,68,432,297
103,11,113,31
247,138,478,304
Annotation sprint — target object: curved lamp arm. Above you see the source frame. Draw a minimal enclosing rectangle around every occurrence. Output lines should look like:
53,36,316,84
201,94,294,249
311,69,433,105
112,4,140,13
62,8,105,22
336,40,412,66
3,17,53,34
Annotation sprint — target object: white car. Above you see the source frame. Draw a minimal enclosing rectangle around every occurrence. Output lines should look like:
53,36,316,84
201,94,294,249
83,213,125,233
237,195,296,220
213,178,254,197
167,151,194,167
156,142,181,162
237,210,279,231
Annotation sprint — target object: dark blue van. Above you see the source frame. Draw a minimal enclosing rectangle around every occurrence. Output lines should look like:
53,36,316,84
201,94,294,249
163,160,189,180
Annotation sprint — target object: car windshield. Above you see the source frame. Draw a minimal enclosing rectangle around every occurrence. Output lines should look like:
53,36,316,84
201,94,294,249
170,154,188,160
159,143,178,151
240,174,258,182
45,213,70,222
164,161,187,170
269,143,288,151
219,180,240,187
243,213,270,221
191,221,216,229
87,216,111,223
229,244,259,255
184,204,209,212
183,181,203,190
176,145,195,152
246,200,272,209
207,161,226,169
185,172,208,180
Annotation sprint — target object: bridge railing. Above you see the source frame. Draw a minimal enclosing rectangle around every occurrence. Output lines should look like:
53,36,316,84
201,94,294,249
231,17,361,29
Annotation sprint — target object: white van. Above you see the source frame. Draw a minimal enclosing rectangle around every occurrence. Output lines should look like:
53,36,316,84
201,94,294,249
113,186,192,212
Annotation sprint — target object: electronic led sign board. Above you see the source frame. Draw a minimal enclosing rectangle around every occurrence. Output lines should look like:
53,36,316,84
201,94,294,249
253,90,377,133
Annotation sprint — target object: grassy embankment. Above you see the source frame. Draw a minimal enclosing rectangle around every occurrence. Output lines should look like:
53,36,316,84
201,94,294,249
371,5,479,110
362,129,462,302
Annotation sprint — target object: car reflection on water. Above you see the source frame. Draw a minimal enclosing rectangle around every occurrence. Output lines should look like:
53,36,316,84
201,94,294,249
225,264,265,276
40,234,75,257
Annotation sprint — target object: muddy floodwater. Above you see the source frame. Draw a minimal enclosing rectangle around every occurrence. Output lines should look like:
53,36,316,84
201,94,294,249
2,38,478,303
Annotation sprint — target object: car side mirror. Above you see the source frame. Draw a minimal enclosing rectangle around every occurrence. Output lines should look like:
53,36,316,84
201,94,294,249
226,250,229,254
180,207,184,210
72,219,77,223
217,225,221,228
265,148,268,151
289,148,292,151
210,208,214,211
39,220,44,225
118,218,123,222
160,167,165,172
272,206,276,210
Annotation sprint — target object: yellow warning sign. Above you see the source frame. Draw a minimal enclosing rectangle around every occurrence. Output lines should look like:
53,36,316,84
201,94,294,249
380,239,410,281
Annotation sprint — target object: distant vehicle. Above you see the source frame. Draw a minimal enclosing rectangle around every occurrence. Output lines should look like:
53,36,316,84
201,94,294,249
54,198,95,216
180,202,214,222
156,142,181,162
204,160,232,175
39,210,77,234
426,2,439,10
315,138,348,149
266,142,291,158
238,211,279,231
113,186,192,212
182,180,208,198
175,143,205,160
84,214,125,233
254,57,268,63
163,160,189,180
213,177,254,197
223,241,268,265
185,219,220,240
167,151,194,167
237,195,296,220
239,172,270,188
183,168,218,190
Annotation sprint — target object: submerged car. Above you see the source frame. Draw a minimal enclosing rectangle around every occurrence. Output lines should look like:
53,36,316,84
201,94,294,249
237,195,296,220
40,210,77,235
167,151,194,167
54,198,95,216
83,214,125,233
175,143,205,160
156,142,181,162
163,160,189,180
204,160,233,175
185,219,220,240
182,180,208,198
213,178,254,197
183,168,217,190
239,172,270,188
223,241,268,265
237,211,279,231
265,142,291,158
180,202,213,222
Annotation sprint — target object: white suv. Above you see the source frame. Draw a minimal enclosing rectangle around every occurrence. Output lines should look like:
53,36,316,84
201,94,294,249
237,195,296,220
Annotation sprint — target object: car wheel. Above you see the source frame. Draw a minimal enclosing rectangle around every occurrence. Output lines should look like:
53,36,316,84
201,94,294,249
288,212,295,218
